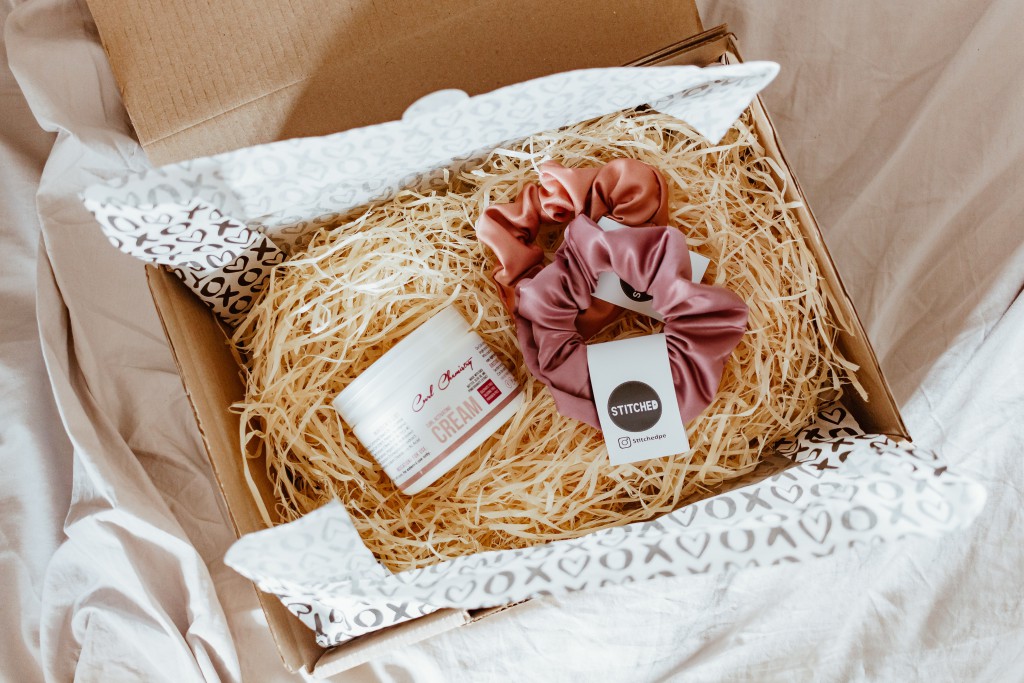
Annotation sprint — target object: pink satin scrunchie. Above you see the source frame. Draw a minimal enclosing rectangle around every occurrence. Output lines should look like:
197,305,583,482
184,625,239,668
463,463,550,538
515,215,749,429
476,158,669,339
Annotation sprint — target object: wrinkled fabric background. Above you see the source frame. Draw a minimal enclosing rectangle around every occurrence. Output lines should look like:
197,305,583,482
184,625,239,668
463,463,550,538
2,0,1022,681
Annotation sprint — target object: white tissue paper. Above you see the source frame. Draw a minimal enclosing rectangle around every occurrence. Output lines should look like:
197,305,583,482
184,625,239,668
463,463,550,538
225,406,986,646
80,62,779,323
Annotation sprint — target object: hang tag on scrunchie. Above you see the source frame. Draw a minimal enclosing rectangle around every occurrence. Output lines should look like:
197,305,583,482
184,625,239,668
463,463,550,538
591,216,710,320
587,333,690,464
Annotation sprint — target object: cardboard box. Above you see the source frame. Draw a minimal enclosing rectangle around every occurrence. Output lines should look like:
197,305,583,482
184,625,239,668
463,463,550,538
87,1,907,676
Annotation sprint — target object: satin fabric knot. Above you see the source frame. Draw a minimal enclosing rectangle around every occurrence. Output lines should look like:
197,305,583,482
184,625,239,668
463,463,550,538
476,158,669,338
514,215,749,429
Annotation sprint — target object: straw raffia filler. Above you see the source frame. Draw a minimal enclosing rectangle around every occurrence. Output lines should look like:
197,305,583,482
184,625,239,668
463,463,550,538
232,108,862,573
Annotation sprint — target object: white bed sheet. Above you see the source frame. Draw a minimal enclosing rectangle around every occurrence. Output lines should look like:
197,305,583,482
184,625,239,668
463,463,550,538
1,0,1022,681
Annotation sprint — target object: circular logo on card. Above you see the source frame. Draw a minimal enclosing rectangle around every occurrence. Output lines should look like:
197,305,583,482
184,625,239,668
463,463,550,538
607,381,662,432
619,279,653,303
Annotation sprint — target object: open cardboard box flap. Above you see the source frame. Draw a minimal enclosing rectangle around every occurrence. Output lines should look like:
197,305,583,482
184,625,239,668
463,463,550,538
86,0,704,165
88,0,907,675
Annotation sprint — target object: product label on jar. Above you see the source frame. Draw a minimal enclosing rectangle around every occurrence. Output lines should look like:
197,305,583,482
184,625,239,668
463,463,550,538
352,334,521,492
587,333,689,464
591,216,710,321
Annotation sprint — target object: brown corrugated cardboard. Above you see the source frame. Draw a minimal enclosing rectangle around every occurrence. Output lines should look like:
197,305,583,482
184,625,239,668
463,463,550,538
86,0,704,165
100,1,906,675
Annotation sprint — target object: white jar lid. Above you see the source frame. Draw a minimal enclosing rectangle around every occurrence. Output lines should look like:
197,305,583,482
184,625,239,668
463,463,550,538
333,305,470,426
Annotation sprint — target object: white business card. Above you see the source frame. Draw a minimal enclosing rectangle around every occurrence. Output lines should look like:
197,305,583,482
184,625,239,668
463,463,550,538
587,333,689,464
591,216,710,321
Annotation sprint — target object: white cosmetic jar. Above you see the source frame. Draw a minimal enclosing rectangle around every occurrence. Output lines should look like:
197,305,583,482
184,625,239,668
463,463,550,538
333,305,525,495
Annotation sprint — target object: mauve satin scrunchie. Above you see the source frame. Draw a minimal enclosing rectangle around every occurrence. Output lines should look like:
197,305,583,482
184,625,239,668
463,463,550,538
515,215,749,429
476,158,669,338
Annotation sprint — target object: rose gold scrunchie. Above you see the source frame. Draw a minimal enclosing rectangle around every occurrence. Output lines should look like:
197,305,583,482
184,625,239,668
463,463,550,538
515,215,749,429
476,159,669,338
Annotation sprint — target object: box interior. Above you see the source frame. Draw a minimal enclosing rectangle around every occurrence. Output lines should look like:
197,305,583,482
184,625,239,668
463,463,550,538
96,0,907,674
